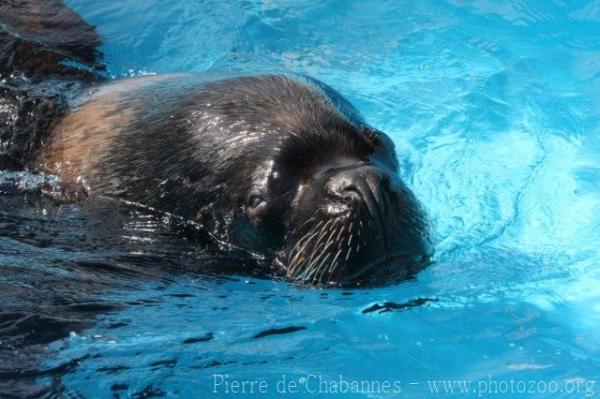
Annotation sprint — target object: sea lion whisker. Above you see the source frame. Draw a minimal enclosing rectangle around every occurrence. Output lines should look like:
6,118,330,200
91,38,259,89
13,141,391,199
293,211,320,234
289,223,318,259
288,219,323,259
300,219,342,282
314,222,343,281
303,221,340,281
288,218,334,278
315,252,333,283
326,248,343,281
345,246,353,262
297,239,325,281
335,224,345,241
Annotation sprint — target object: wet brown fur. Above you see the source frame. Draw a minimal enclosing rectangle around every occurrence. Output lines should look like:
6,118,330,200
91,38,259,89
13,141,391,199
37,75,175,189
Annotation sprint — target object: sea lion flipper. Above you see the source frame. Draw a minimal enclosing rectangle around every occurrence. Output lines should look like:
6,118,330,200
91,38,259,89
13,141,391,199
0,0,104,80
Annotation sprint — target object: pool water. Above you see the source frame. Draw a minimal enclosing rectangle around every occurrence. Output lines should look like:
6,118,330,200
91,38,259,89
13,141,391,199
2,0,600,397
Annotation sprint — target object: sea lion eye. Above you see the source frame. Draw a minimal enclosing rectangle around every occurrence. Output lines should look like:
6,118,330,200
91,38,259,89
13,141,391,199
247,194,265,209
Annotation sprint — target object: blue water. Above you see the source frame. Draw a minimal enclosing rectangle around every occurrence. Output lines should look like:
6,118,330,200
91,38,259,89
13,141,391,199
2,0,600,397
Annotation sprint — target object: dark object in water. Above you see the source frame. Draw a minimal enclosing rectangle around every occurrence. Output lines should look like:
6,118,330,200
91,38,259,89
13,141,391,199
183,332,214,344
253,326,307,339
361,297,437,314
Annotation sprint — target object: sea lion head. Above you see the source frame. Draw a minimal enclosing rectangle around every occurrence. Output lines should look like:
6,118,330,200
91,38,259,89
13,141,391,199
191,75,433,286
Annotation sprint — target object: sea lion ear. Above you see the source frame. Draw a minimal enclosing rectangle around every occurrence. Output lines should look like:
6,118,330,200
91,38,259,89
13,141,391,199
362,127,382,147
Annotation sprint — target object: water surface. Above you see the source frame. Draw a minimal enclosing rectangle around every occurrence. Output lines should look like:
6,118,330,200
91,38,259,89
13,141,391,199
1,0,599,397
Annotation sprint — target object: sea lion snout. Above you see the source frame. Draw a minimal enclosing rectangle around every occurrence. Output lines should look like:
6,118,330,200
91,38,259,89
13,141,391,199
283,159,431,286
323,164,389,221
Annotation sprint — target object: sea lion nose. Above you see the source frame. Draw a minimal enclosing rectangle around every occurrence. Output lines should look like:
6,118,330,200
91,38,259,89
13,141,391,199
325,166,387,220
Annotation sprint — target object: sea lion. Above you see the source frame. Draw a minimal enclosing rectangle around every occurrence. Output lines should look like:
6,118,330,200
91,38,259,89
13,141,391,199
0,1,432,286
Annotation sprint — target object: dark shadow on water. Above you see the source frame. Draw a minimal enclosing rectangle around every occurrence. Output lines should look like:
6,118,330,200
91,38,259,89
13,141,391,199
253,326,307,339
361,297,438,314
0,186,266,398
